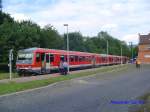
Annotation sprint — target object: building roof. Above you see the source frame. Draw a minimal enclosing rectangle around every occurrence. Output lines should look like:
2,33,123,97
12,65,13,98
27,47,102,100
139,33,150,45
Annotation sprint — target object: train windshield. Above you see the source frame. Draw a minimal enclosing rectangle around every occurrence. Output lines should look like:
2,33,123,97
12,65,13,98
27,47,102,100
17,52,33,64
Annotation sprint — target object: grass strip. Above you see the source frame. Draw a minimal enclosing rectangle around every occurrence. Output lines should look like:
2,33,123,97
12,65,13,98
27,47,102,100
0,72,19,80
0,65,127,95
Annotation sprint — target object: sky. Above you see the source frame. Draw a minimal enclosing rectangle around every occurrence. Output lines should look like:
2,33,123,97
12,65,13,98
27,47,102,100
2,0,150,44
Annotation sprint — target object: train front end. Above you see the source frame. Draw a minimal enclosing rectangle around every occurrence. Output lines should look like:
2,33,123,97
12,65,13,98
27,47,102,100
16,48,35,75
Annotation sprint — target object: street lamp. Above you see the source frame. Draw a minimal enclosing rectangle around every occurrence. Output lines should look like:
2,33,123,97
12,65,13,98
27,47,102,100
63,24,69,73
106,40,109,65
9,49,13,80
120,44,123,65
129,42,133,63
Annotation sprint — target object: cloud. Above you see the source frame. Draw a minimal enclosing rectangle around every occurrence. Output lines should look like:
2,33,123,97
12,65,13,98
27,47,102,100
112,3,121,10
11,13,30,21
122,34,139,44
102,23,118,30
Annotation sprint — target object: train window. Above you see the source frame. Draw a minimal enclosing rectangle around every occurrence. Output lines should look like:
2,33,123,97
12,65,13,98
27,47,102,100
86,57,89,62
65,55,67,61
36,53,40,62
80,56,85,61
88,57,91,62
75,56,78,62
60,55,64,61
70,55,74,62
83,56,85,61
102,57,107,62
79,56,82,62
110,58,112,61
50,54,54,62
46,54,50,63
115,58,118,61
41,53,45,61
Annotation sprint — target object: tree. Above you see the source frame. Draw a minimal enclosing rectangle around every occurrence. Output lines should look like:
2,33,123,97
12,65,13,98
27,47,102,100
84,37,98,53
0,11,13,25
63,32,85,51
40,24,63,49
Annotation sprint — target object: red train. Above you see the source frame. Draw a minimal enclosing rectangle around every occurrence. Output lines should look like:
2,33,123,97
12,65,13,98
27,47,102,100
16,48,128,75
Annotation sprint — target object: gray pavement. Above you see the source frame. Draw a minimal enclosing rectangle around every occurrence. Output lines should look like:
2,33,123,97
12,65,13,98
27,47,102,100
0,64,150,112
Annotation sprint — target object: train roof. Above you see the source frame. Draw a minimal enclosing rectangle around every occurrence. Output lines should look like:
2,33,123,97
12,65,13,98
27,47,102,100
18,47,37,53
18,47,95,56
18,47,127,57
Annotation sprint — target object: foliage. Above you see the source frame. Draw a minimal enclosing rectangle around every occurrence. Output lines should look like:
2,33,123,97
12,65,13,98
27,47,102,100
64,31,131,56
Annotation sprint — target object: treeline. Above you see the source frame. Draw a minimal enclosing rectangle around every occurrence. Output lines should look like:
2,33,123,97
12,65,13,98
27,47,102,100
0,11,132,66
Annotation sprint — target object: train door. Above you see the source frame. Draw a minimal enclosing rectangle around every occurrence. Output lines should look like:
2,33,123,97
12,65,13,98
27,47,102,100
92,56,96,67
46,53,50,73
41,53,46,73
60,55,65,61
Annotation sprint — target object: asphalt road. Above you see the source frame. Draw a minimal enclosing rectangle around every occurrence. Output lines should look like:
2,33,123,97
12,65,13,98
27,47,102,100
0,64,150,112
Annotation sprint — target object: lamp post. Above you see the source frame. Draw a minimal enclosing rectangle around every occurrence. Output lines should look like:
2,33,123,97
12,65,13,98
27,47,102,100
129,42,133,63
63,24,69,73
9,49,13,80
120,44,123,65
106,40,109,65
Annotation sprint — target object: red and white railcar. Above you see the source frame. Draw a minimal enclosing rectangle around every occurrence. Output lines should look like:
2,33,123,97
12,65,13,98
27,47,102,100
16,48,128,74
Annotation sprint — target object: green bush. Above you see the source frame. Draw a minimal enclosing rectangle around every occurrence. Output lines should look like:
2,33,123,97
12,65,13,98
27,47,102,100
0,63,9,72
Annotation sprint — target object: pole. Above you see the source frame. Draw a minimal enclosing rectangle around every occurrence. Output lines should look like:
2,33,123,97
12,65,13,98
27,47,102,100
121,46,122,65
107,40,109,65
131,42,133,63
129,42,133,63
9,49,13,80
66,25,69,73
64,24,69,73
